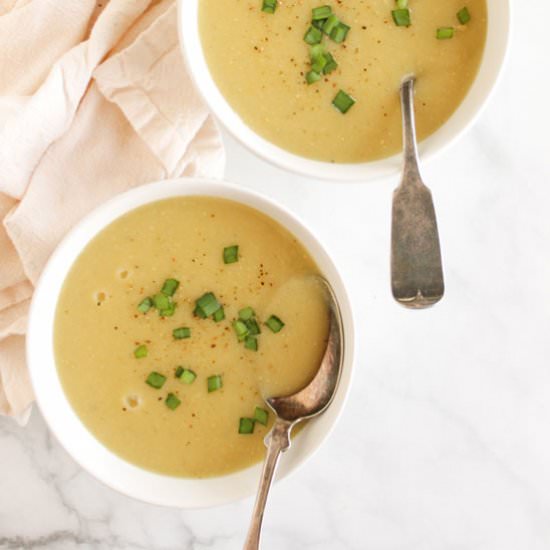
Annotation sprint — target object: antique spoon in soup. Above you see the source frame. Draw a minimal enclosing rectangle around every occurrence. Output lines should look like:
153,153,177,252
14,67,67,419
391,76,444,308
243,279,344,550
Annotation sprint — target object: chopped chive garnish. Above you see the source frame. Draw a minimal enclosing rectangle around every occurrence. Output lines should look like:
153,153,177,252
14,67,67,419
196,292,221,317
396,0,408,8
175,366,184,378
213,307,225,322
223,245,239,264
310,43,325,59
436,27,454,39
332,89,356,114
137,297,153,313
261,0,277,14
244,335,258,351
254,407,269,426
265,315,285,333
233,320,249,341
159,302,176,317
153,293,170,311
194,305,207,319
239,417,255,434
245,318,261,335
165,393,181,410
161,278,179,297
207,374,223,392
311,53,327,73
134,344,148,359
146,371,166,389
457,7,471,24
309,44,327,73
306,71,321,85
173,327,191,340
312,18,326,30
304,26,323,45
239,307,255,321
312,5,331,20
322,14,340,35
392,8,411,27
330,22,350,43
179,368,197,385
322,52,338,74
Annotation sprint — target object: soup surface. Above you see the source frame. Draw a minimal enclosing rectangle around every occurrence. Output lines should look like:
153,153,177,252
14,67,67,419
199,0,487,162
55,197,329,477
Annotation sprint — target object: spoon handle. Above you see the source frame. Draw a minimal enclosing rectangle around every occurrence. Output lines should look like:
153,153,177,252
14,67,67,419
400,77,421,177
391,77,444,308
243,418,293,550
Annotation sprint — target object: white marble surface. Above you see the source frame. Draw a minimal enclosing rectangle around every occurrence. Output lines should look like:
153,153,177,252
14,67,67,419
2,5,550,549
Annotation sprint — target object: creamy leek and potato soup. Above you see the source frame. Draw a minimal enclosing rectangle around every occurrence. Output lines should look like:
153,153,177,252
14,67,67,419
54,197,329,477
199,0,487,162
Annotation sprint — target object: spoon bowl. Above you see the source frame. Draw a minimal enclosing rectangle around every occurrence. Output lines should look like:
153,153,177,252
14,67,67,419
268,286,343,422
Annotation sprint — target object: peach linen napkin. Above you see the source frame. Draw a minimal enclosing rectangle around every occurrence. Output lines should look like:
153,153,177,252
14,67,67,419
0,0,225,423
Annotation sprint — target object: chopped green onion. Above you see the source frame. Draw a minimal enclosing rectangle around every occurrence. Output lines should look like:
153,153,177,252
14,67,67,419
254,407,269,426
304,26,323,45
165,393,181,410
306,70,321,85
311,53,327,73
207,374,223,392
175,366,184,378
239,417,255,434
245,318,261,335
153,293,170,311
332,89,356,114
330,22,350,43
194,305,207,319
265,314,285,333
392,8,411,26
146,371,166,389
137,297,153,313
312,5,331,20
309,44,327,74
322,14,340,35
436,27,455,39
244,335,258,351
134,344,148,359
196,292,221,317
233,320,249,341
238,307,255,321
396,0,408,8
322,52,338,74
213,307,225,322
261,0,277,14
309,43,325,58
173,327,191,340
223,245,239,264
179,368,197,385
159,302,176,317
161,278,179,297
312,18,326,30
457,7,471,24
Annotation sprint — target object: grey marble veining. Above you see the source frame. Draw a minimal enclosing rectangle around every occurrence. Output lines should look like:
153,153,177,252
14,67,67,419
1,3,550,549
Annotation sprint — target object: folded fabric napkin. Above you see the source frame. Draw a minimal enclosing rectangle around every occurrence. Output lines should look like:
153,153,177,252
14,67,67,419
0,0,225,422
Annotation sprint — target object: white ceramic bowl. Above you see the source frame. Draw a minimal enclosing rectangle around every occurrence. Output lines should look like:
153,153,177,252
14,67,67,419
27,178,355,508
178,0,510,181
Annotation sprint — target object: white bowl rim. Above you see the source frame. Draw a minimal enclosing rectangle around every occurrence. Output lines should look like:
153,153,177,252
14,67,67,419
177,0,511,182
26,178,356,508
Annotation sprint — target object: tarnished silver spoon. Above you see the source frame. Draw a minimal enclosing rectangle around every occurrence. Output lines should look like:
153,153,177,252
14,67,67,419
243,279,344,550
391,76,445,308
